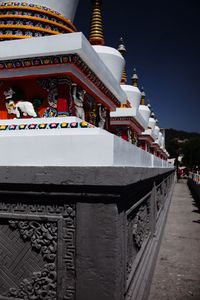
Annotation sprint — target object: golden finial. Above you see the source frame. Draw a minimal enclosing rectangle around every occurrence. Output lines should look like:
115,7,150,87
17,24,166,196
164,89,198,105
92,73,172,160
89,0,105,45
118,37,127,85
131,68,139,87
140,87,146,105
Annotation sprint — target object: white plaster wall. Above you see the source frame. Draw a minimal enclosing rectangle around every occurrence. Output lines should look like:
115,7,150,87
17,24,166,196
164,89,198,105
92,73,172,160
0,0,79,21
93,46,125,83
0,118,173,168
121,85,141,109
113,136,153,167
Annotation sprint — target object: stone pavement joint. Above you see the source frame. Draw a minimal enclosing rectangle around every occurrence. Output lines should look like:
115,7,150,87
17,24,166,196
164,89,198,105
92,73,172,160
148,179,200,300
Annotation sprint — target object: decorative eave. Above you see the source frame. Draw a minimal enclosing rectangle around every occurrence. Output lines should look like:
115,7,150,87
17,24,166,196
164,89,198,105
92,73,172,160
110,115,145,133
0,33,127,108
0,53,119,109
138,134,154,144
141,128,157,141
151,142,160,150
160,148,167,156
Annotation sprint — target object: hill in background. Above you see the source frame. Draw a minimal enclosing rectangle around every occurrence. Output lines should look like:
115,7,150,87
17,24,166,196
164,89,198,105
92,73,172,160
165,128,200,167
165,128,200,145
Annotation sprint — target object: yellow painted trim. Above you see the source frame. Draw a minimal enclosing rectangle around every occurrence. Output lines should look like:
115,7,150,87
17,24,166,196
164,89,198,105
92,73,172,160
0,5,76,31
0,34,31,39
0,24,63,35
0,15,75,33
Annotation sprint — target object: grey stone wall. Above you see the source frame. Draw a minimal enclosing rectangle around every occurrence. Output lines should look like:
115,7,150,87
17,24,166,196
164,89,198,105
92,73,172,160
0,166,175,300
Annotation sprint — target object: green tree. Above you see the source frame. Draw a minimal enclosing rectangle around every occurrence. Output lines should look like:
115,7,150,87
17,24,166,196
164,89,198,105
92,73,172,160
182,138,200,167
166,139,180,158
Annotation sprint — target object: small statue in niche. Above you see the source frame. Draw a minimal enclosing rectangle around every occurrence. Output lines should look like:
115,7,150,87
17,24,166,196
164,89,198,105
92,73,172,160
88,109,97,126
48,79,58,109
132,132,138,145
84,94,97,126
4,88,37,118
72,83,86,120
43,107,58,118
98,104,107,129
127,128,133,143
127,128,137,144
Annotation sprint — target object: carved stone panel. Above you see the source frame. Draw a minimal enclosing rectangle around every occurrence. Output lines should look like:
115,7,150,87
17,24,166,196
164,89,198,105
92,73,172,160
156,181,167,214
0,201,76,300
126,196,151,277
0,222,45,296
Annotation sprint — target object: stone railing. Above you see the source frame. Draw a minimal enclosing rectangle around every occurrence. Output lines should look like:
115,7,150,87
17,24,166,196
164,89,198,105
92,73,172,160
0,166,175,300
124,170,174,300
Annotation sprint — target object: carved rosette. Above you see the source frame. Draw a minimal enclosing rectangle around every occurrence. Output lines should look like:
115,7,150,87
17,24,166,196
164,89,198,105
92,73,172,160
7,220,57,300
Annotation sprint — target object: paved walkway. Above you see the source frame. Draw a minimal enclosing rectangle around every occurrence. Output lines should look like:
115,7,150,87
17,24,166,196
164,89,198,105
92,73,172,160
149,179,200,300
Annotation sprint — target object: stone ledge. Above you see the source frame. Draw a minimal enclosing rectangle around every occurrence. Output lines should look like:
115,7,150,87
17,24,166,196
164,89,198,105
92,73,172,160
0,166,174,187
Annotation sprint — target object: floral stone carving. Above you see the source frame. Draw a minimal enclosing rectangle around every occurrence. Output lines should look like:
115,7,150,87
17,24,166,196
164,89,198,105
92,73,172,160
7,220,57,300
132,204,150,249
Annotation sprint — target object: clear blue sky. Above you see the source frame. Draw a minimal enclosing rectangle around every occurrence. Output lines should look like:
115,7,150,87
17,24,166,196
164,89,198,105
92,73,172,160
75,0,200,133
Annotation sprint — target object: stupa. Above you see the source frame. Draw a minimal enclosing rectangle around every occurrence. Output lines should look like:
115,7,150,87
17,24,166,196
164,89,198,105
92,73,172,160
0,0,170,167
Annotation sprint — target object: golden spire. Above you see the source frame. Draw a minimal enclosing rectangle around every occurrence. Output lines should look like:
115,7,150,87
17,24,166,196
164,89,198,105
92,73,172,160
131,68,139,87
140,87,146,105
89,0,105,45
118,37,127,85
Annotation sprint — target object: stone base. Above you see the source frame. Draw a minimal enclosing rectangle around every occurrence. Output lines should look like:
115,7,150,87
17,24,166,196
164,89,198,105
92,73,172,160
0,166,175,300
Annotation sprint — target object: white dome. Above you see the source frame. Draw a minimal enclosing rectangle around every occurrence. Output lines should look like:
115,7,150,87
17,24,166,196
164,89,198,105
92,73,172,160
138,105,151,130
120,85,141,109
148,117,156,130
92,46,125,83
154,125,160,138
161,136,165,148
139,105,151,123
0,0,80,21
158,132,163,146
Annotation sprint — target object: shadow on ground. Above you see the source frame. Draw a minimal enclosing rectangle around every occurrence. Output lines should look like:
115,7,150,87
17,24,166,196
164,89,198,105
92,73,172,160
187,179,200,223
